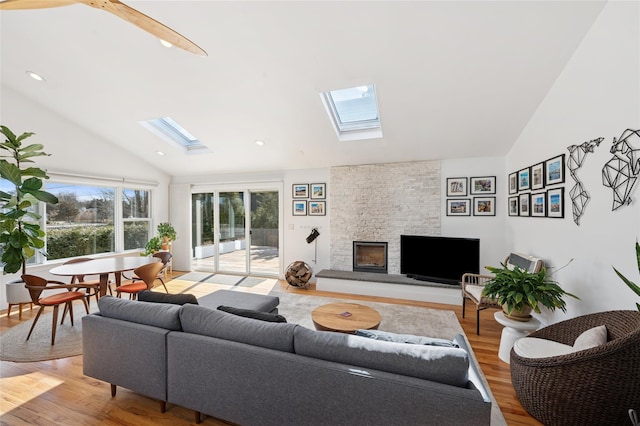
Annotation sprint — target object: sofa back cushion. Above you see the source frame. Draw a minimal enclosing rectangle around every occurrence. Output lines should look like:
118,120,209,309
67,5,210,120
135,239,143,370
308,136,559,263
97,295,182,331
294,327,469,387
180,304,297,353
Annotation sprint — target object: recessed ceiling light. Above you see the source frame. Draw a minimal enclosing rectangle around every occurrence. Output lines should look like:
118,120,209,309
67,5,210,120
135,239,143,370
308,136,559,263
159,39,172,48
26,71,45,82
255,140,265,146
156,150,165,156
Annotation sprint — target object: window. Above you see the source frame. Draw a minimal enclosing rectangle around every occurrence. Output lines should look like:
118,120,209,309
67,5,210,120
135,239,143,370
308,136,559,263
123,189,151,251
45,183,115,260
321,84,383,141
139,116,211,154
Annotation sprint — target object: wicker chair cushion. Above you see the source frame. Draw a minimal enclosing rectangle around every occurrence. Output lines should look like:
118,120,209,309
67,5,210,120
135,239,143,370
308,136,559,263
514,325,608,358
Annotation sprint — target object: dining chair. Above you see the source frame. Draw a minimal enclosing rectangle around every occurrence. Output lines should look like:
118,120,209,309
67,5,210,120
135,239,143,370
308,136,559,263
130,252,172,293
22,274,90,346
63,257,105,307
116,261,165,300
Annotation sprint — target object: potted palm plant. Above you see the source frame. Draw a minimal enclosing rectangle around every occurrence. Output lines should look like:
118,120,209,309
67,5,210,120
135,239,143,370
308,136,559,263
0,125,59,275
613,241,640,311
482,263,579,321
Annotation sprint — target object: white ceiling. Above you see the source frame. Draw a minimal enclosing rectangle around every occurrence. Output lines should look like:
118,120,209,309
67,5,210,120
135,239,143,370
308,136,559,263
0,1,606,178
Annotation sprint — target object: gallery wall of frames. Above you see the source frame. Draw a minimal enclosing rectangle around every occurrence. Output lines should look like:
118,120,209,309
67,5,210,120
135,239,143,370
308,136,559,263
292,183,327,216
446,176,496,217
508,154,565,218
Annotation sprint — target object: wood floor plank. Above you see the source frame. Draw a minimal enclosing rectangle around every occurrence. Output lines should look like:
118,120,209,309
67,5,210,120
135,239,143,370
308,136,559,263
1,272,541,425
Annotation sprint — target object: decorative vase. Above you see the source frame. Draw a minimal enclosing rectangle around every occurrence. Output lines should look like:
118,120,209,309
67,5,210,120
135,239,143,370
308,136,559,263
503,304,532,322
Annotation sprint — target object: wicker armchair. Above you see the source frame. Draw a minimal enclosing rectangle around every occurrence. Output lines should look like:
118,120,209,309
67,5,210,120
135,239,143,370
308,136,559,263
510,310,640,426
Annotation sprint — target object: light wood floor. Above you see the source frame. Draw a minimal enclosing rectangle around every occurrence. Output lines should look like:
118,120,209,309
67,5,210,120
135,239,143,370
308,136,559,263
0,272,541,425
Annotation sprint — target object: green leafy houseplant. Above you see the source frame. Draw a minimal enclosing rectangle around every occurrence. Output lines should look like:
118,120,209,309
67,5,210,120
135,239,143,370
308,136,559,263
0,126,59,275
482,263,579,319
613,241,640,311
143,236,162,256
157,222,177,242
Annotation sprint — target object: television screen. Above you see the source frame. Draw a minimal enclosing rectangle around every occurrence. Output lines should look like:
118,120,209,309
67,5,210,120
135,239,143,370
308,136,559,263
400,235,480,285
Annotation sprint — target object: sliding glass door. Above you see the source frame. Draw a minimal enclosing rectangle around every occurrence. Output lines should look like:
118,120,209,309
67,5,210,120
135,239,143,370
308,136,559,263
191,188,280,277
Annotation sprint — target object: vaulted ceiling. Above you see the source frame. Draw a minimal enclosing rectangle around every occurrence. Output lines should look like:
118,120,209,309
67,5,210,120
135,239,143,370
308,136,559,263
0,1,606,178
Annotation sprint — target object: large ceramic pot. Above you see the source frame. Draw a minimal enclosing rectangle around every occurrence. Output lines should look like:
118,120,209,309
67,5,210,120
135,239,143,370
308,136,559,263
503,304,533,322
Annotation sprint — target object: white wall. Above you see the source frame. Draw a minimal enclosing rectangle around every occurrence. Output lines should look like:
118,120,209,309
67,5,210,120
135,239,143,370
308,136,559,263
506,1,640,325
0,87,171,307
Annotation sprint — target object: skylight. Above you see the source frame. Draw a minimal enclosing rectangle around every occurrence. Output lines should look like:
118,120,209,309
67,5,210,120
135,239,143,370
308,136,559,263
139,117,210,154
321,84,382,142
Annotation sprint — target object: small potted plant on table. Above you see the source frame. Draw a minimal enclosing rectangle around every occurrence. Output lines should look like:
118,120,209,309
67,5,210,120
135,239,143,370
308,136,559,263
482,263,579,321
157,222,177,250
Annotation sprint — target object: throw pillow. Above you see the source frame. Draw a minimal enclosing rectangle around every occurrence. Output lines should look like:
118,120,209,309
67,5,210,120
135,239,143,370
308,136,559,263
138,290,199,306
217,305,287,323
573,325,607,351
355,329,458,347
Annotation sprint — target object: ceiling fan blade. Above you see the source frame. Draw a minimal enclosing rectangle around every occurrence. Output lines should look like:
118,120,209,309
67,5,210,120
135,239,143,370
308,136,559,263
78,0,207,57
0,0,77,10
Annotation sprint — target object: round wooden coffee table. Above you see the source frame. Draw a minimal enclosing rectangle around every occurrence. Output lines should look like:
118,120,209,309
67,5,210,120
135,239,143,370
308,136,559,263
311,302,381,334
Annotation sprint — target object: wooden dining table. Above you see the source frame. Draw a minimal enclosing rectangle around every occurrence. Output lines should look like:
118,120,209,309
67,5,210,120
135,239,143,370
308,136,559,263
49,256,160,297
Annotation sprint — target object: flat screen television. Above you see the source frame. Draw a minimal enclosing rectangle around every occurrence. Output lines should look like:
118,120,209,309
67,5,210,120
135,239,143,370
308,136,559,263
400,235,480,285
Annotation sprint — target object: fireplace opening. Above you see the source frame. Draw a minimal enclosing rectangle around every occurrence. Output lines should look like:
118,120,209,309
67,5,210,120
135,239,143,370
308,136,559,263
353,241,388,273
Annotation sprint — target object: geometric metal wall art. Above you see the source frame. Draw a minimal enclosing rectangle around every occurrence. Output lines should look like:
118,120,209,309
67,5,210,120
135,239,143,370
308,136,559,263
602,129,640,211
567,137,604,225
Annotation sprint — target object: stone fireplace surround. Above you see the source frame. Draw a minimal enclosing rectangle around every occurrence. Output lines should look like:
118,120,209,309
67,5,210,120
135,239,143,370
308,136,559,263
329,161,441,274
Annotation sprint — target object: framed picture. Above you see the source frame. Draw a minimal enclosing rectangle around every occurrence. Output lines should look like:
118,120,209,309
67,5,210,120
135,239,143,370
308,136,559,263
473,197,496,216
292,184,309,198
531,191,546,217
292,200,307,216
531,162,545,190
519,193,530,216
547,188,564,218
545,154,565,186
470,176,496,195
446,177,467,197
508,196,519,216
308,201,326,216
446,199,471,216
509,172,518,194
518,167,530,191
310,183,326,199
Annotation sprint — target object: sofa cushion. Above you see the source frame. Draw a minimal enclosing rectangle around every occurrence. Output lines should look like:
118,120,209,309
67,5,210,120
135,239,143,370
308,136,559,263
97,295,182,331
138,290,199,306
355,329,458,347
180,304,296,352
294,327,469,387
217,305,287,323
197,289,279,313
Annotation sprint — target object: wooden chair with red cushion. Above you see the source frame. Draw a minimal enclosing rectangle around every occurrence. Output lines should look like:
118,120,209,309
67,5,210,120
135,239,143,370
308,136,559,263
63,257,105,306
116,261,165,300
22,274,90,346
129,252,171,293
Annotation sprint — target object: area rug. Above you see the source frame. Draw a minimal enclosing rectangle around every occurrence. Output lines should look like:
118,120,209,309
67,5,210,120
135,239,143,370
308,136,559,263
0,305,95,362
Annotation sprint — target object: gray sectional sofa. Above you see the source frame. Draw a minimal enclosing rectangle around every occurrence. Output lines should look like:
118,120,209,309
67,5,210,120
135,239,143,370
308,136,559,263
82,292,492,425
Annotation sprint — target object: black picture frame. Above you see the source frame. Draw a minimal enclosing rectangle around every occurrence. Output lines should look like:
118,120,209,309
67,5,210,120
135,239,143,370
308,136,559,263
508,196,519,216
519,193,530,216
310,183,326,199
308,200,326,216
470,176,496,195
292,184,309,198
292,200,307,216
531,191,546,217
446,199,471,216
518,167,531,191
446,177,468,197
531,162,545,190
547,187,564,218
473,197,496,216
509,172,518,195
545,154,565,186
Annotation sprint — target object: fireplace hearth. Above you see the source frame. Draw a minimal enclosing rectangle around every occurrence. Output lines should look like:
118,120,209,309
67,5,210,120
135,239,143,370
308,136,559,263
353,241,388,273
